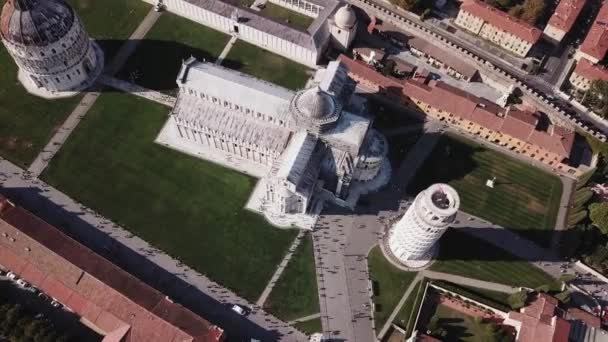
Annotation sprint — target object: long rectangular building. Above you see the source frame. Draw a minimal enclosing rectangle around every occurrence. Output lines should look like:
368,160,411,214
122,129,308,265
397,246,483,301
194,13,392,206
543,0,587,43
338,54,579,175
576,1,608,63
569,57,608,91
0,196,225,342
455,0,542,57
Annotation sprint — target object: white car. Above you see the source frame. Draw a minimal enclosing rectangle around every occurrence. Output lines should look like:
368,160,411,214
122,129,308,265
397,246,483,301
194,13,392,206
16,279,29,288
50,300,62,309
7,272,18,280
231,304,248,316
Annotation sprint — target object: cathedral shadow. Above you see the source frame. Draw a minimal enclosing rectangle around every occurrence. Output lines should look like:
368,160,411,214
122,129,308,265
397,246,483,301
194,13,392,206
0,187,284,342
96,39,228,94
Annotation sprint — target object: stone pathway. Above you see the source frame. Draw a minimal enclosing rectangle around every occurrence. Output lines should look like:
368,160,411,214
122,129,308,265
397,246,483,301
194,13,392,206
27,8,163,178
422,270,519,294
257,230,306,306
288,313,322,324
216,36,238,66
98,75,177,107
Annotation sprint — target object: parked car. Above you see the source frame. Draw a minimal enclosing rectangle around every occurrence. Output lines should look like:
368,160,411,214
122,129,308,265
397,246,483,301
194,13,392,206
50,300,62,309
231,304,248,316
16,279,29,288
7,272,18,280
38,293,49,301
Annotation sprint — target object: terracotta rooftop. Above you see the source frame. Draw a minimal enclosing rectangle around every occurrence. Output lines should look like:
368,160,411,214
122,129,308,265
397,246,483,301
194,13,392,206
574,57,608,81
547,0,587,34
338,54,575,159
407,37,479,79
460,0,543,43
508,293,569,342
0,196,225,342
580,1,608,61
567,308,601,328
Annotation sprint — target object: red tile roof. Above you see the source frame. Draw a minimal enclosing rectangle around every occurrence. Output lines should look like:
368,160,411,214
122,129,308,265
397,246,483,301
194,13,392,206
508,293,570,342
460,0,543,43
567,308,601,328
0,197,225,342
547,0,587,34
339,54,575,159
407,37,479,79
574,57,608,82
580,2,608,61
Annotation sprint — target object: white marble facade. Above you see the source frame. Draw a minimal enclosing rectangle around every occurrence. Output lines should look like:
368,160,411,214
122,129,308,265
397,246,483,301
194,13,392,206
158,58,389,228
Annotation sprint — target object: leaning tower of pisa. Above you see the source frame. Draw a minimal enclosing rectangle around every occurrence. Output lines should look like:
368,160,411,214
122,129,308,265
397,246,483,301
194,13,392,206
388,183,460,268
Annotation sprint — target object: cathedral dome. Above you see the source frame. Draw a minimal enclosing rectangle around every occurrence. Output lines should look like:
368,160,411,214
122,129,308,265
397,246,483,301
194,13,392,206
334,4,356,29
290,86,341,132
1,0,75,46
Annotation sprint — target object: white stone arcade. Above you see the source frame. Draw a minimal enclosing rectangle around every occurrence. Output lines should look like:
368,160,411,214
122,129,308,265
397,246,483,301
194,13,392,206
156,57,390,229
388,183,460,268
0,0,103,99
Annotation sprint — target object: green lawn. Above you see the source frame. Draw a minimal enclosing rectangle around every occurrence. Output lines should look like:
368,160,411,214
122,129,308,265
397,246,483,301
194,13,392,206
259,3,314,31
42,93,297,300
426,304,504,342
66,0,151,58
368,246,418,329
118,12,230,94
394,279,425,337
409,134,562,242
430,230,560,290
265,233,320,321
223,40,311,91
0,47,81,167
294,318,322,335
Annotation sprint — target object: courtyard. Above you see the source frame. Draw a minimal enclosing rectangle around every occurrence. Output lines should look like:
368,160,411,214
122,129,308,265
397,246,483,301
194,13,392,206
408,134,563,240
42,93,298,301
223,40,312,90
118,12,230,94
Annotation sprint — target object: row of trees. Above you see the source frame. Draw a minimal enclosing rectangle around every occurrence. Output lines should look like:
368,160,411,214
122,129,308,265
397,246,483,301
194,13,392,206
582,80,608,118
0,303,69,342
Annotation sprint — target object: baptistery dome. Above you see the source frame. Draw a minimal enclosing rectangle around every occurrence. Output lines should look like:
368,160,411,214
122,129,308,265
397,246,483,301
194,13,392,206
290,86,341,132
334,4,357,30
0,0,103,98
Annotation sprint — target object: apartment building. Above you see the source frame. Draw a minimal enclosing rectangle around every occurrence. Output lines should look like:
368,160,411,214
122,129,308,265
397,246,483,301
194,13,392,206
407,37,479,81
569,57,608,91
455,0,542,57
575,1,608,63
544,0,587,43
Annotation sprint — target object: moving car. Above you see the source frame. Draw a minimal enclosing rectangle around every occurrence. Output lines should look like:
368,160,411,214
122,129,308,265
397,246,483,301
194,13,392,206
231,304,248,316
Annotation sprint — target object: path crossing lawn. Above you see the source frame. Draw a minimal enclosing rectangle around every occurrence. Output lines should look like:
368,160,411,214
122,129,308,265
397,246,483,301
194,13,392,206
223,40,312,91
265,234,320,321
259,3,314,31
42,93,297,301
0,48,81,168
66,0,151,58
394,280,424,336
368,246,418,329
408,134,562,243
294,318,322,335
118,12,230,94
430,230,560,291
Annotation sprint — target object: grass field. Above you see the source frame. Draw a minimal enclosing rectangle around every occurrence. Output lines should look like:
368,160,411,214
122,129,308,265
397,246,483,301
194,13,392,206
66,0,151,58
0,48,81,167
426,304,500,342
224,40,312,91
294,318,322,335
259,3,314,31
394,280,424,336
42,93,297,300
409,134,562,240
118,12,230,94
368,246,418,329
430,230,560,290
265,234,320,321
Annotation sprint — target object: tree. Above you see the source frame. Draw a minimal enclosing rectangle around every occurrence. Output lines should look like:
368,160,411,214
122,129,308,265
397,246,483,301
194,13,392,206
587,80,608,118
590,202,608,234
508,290,528,309
520,0,545,24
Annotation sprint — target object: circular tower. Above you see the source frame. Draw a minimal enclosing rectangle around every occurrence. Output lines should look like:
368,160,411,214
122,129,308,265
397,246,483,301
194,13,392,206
0,0,104,98
388,183,460,268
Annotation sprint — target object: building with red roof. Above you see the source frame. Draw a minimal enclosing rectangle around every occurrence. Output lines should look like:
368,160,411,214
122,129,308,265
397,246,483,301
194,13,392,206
569,57,608,90
0,196,225,342
338,54,580,175
544,0,587,42
455,0,542,57
576,1,608,63
505,293,570,342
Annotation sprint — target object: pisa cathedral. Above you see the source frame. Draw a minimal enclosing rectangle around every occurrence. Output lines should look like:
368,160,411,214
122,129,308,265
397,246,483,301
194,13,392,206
157,58,390,228
0,0,103,98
